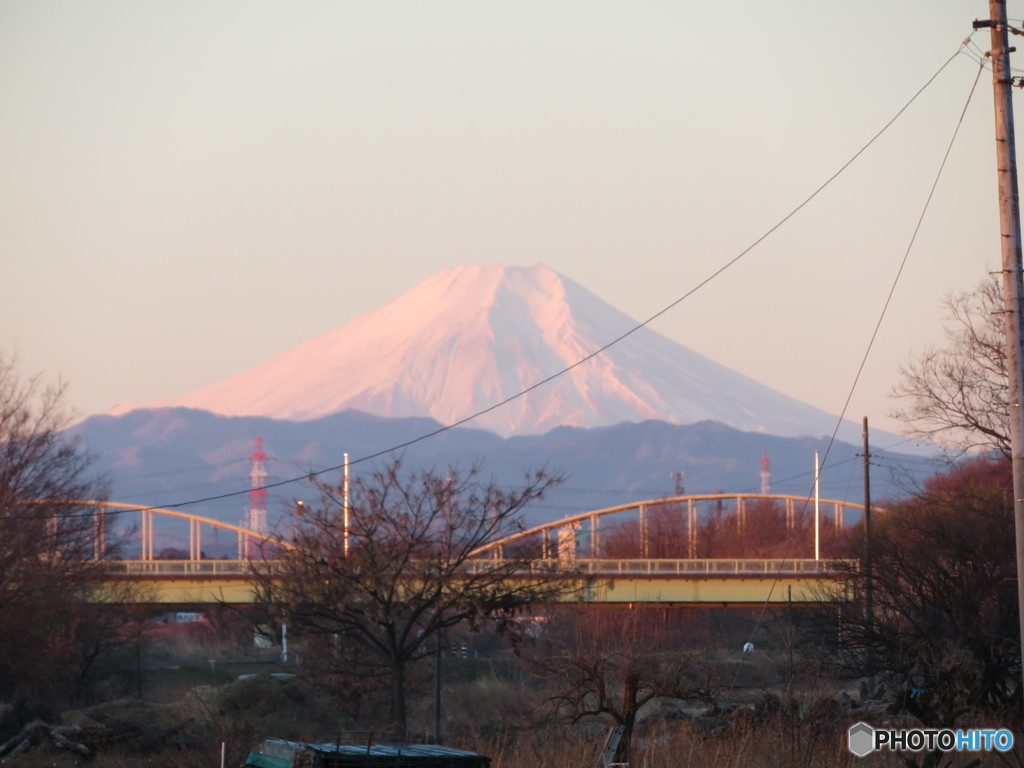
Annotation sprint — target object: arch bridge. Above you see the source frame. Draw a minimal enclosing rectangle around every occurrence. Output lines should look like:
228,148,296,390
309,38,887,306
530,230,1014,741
473,493,868,560
58,495,863,605
68,493,866,564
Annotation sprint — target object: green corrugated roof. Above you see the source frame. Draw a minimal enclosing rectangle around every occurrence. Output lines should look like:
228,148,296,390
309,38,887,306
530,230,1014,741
246,739,490,768
308,744,485,758
243,751,294,768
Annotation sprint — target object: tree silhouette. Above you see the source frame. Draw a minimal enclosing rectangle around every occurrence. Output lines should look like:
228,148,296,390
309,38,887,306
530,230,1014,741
0,355,123,711
254,459,576,740
890,276,1009,456
810,456,1018,767
529,605,713,765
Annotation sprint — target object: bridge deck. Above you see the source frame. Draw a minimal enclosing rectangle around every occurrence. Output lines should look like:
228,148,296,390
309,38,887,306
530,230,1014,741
103,558,851,605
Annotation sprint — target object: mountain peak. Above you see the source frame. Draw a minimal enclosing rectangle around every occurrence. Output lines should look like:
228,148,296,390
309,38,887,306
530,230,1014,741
110,264,844,438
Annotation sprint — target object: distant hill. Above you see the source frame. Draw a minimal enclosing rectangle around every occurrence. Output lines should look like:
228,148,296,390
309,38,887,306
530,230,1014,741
72,408,940,556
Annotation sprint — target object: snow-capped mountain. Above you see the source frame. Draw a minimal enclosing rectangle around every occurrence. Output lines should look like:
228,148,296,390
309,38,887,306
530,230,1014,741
111,264,853,439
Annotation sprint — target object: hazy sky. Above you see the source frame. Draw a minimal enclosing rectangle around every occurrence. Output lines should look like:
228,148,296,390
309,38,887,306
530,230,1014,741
0,1,1011,441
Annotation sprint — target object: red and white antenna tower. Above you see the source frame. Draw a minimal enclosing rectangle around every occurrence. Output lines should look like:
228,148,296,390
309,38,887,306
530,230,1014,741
760,450,771,495
248,436,268,537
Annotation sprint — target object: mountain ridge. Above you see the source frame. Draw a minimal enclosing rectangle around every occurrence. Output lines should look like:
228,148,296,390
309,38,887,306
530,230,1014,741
72,407,938,547
110,264,866,441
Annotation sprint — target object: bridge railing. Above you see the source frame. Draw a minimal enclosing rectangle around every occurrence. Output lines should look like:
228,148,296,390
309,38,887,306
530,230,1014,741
104,560,279,576
464,558,855,577
104,557,854,578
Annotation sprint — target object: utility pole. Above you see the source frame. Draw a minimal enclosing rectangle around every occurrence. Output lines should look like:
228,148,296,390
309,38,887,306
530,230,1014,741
814,451,820,561
434,628,442,744
862,418,873,677
975,0,1024,700
343,453,350,556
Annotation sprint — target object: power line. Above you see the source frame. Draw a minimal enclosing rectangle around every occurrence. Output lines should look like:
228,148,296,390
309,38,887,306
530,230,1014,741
726,43,986,702
814,55,985,478
140,46,971,515
17,45,969,523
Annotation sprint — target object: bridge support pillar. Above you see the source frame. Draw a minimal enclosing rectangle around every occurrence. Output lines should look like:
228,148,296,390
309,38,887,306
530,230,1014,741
558,522,580,563
189,519,201,561
688,499,697,558
140,509,154,561
638,504,648,558
93,505,107,560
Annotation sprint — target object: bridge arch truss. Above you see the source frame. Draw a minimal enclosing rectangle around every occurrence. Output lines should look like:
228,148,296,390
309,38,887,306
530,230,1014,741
473,493,869,560
69,500,289,561
71,493,865,565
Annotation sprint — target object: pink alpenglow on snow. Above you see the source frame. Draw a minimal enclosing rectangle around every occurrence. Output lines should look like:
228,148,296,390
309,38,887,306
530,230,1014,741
110,264,842,438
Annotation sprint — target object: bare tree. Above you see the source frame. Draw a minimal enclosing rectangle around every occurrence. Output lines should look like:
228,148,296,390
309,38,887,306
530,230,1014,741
0,355,117,709
255,459,576,741
602,499,808,559
890,275,1009,456
528,606,713,765
809,457,1018,767
603,504,689,558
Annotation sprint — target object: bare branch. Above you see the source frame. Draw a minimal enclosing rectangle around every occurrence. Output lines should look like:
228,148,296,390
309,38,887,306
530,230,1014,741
0,354,129,711
890,276,1010,457
252,458,578,740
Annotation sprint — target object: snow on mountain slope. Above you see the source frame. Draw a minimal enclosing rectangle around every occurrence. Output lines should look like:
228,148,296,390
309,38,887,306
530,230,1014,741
110,264,851,438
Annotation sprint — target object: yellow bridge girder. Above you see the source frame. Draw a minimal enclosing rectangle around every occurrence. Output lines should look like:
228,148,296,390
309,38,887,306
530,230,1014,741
102,558,852,606
583,575,844,605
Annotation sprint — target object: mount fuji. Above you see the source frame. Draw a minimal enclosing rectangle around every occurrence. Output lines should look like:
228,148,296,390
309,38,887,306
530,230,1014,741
111,264,860,440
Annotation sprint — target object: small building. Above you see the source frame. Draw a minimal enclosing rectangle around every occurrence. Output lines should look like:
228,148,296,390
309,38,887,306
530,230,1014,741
244,739,491,768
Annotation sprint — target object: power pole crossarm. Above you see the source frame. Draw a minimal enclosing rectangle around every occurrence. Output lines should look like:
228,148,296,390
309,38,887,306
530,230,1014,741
975,16,1024,36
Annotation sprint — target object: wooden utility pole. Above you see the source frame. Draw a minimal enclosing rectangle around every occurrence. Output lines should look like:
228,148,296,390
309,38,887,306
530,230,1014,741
976,0,1024,699
862,418,874,678
434,628,442,744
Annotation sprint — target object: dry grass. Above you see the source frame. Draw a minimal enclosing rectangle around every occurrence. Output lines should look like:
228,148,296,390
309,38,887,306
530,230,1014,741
0,674,358,768
0,701,1000,768
452,718,895,768
0,615,1016,768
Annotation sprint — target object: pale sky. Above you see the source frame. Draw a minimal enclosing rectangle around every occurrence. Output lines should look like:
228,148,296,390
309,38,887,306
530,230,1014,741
0,1,1011,441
